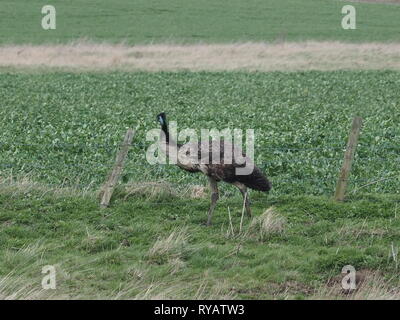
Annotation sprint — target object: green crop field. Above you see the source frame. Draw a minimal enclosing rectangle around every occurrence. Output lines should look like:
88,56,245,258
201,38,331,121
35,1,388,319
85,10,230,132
1,0,400,301
0,71,399,195
0,0,400,44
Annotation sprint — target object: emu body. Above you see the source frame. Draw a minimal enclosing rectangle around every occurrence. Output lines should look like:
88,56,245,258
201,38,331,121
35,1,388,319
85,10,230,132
157,112,271,225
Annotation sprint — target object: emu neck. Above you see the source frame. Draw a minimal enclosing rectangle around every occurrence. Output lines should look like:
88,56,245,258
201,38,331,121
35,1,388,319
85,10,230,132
159,122,179,161
161,122,169,144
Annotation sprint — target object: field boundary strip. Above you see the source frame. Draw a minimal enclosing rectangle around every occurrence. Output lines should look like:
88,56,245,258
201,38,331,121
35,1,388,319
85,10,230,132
2,41,400,71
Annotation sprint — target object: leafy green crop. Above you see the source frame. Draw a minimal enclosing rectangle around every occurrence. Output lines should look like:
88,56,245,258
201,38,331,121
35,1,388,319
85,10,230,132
0,71,399,195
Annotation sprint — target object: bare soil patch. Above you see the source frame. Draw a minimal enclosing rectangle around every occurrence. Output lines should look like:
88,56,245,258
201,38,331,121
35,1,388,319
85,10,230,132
1,41,400,72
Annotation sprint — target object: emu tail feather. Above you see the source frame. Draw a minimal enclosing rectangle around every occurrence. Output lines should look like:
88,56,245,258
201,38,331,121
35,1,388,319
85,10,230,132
236,167,272,192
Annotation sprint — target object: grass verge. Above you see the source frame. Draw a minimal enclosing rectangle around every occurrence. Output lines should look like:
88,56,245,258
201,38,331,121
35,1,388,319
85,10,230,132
0,179,399,299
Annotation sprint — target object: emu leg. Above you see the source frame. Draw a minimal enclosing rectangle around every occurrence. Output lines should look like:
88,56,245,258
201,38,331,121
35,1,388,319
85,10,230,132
206,177,219,226
234,182,251,217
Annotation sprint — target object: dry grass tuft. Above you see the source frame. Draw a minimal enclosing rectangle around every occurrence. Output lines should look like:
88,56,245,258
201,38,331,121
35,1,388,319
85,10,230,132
187,185,207,199
0,175,94,198
123,181,176,200
0,243,55,300
315,270,400,300
1,175,205,202
168,257,186,275
147,228,189,264
248,207,286,240
119,276,236,300
122,182,207,200
0,278,49,300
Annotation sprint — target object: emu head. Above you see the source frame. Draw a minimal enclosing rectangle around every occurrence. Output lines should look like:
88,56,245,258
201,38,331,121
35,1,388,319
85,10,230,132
156,112,167,126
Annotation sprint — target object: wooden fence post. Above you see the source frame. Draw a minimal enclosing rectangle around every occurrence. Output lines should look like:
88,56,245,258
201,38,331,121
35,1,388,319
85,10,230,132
100,128,135,208
334,117,363,201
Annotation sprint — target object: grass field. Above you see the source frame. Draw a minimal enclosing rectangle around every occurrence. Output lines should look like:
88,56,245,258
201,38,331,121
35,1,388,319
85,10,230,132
0,182,399,299
1,0,400,300
1,0,400,44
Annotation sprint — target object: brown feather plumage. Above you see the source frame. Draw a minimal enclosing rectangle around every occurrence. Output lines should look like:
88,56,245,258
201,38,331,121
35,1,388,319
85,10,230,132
156,112,271,225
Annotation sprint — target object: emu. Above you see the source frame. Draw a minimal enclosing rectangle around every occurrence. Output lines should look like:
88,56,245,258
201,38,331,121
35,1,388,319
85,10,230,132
156,112,271,226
